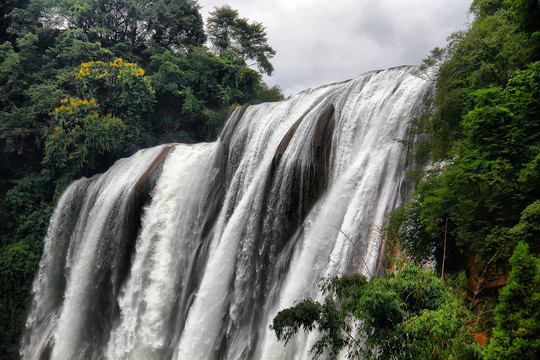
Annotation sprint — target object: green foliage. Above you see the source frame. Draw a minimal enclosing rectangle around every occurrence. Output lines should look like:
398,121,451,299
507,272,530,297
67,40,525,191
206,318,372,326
144,0,206,49
397,60,540,268
396,0,540,274
0,241,39,357
504,0,540,33
207,5,276,75
416,9,531,159
1,174,53,251
471,0,505,19
390,4,540,357
207,5,238,56
272,299,324,345
76,58,156,128
5,0,46,38
43,97,129,180
485,242,540,359
249,82,284,104
46,29,114,68
0,38,49,162
272,266,483,359
384,198,435,267
147,46,281,141
46,0,206,51
508,200,540,248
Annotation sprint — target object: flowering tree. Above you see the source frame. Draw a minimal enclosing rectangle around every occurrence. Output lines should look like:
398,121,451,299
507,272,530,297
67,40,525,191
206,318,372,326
76,58,156,129
43,97,127,179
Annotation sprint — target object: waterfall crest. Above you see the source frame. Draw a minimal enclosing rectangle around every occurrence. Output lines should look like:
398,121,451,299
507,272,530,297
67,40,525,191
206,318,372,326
21,66,434,360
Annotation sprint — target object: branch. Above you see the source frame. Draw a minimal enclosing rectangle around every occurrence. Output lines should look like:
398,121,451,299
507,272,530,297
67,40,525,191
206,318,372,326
441,217,448,278
328,225,373,278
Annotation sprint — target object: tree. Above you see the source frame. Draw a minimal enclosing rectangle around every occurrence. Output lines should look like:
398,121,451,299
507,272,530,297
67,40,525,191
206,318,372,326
271,266,483,360
42,97,129,180
485,242,540,359
148,46,263,141
75,58,155,131
4,0,46,40
206,5,238,56
146,0,206,49
505,0,540,33
0,0,30,42
47,0,205,51
0,241,39,356
207,5,276,75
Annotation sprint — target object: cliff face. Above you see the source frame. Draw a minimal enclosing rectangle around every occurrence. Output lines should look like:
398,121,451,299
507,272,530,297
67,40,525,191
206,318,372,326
466,246,511,346
272,103,335,222
467,249,510,298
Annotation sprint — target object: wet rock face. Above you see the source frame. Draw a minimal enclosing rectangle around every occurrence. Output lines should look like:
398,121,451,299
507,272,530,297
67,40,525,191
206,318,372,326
312,103,335,194
273,103,335,192
219,104,248,159
267,103,336,250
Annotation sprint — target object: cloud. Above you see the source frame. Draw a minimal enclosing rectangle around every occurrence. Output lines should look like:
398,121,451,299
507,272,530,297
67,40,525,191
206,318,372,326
197,0,472,96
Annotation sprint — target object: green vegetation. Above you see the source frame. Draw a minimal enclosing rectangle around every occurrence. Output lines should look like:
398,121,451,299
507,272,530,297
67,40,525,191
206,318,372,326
0,0,283,356
394,0,539,277
273,0,540,358
272,265,483,359
43,97,129,181
485,242,540,359
207,5,276,75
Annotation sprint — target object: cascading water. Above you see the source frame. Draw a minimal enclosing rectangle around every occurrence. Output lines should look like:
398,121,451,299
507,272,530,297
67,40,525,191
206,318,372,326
21,65,434,360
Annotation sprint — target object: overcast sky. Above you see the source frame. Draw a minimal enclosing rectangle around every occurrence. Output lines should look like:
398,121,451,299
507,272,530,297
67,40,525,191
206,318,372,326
197,0,473,96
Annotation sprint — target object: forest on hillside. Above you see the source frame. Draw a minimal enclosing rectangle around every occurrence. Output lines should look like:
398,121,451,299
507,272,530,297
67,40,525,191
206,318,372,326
0,0,282,356
1,0,539,359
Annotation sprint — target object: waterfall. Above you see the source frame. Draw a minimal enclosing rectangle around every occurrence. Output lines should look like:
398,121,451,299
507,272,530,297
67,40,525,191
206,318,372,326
21,65,434,360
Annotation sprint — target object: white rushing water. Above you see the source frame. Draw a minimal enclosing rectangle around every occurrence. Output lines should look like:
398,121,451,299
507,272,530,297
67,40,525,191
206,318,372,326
21,66,433,360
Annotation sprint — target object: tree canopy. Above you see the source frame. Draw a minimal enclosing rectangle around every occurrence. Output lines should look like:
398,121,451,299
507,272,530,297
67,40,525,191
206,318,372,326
42,0,207,51
207,5,276,75
485,242,540,359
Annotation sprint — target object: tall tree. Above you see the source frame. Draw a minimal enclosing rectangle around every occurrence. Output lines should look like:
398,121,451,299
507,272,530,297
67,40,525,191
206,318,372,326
146,0,206,49
206,5,237,55
207,5,276,75
485,242,540,359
